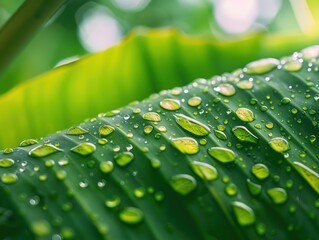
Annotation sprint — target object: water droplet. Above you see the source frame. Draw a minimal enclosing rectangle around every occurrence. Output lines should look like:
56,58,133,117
61,228,74,239
114,152,134,166
267,188,287,204
154,191,164,202
265,122,273,129
143,112,161,122
281,97,291,105
71,142,96,156
29,144,62,158
208,147,236,163
100,161,113,173
150,159,161,169
171,137,199,155
99,125,115,137
0,158,15,168
105,196,121,208
143,125,153,134
309,135,316,143
236,108,255,122
283,60,302,72
188,96,202,107
170,174,197,195
246,179,261,195
232,201,255,226
190,161,218,181
252,164,269,180
119,207,143,224
174,114,210,136
1,173,18,184
293,162,319,193
301,45,319,60
134,188,145,198
215,83,236,96
214,130,227,140
66,126,87,135
98,138,108,145
160,99,181,111
225,184,237,196
256,223,266,235
236,80,254,90
3,148,13,154
19,139,38,147
45,159,55,167
31,220,51,237
232,126,258,143
268,137,289,152
245,58,279,74
56,170,67,180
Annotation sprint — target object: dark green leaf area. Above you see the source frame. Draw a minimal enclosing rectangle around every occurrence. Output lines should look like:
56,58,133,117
0,47,319,239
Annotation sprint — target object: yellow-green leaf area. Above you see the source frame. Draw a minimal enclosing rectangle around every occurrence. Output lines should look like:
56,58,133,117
208,147,236,163
174,113,210,136
171,137,199,155
29,144,62,158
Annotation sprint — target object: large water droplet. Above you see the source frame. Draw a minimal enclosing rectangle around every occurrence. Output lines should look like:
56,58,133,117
0,158,15,168
232,201,255,226
100,161,114,173
236,80,254,90
1,173,18,184
174,114,210,136
293,162,319,193
143,112,161,122
160,99,181,111
215,83,236,96
29,144,62,158
190,161,218,181
235,108,255,122
66,126,87,135
71,142,96,156
208,147,236,163
301,45,319,60
246,179,261,195
99,125,115,137
170,174,197,195
268,137,289,152
171,137,199,155
114,152,134,166
267,188,287,204
283,60,302,72
19,139,38,147
232,126,258,143
119,207,143,224
252,164,269,180
188,96,202,107
245,58,279,74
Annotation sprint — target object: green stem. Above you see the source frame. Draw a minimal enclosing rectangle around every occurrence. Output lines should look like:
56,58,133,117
0,0,69,76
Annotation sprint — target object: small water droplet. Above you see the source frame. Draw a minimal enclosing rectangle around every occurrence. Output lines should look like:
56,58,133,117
170,174,197,195
66,126,87,135
232,126,258,143
114,152,134,166
150,159,161,169
160,99,181,111
154,191,165,202
281,97,291,105
236,80,254,90
267,188,287,204
174,114,210,136
256,223,266,235
100,161,113,173
134,188,145,198
283,60,302,72
268,137,289,152
215,83,236,96
56,170,67,180
1,173,18,184
98,138,108,145
190,161,218,181
143,112,161,122
0,158,15,168
29,144,62,158
19,139,38,147
252,163,269,180
99,125,114,137
105,196,121,208
3,148,13,154
246,179,261,195
309,135,316,143
225,184,237,196
71,142,96,156
171,137,199,155
293,162,319,193
245,58,279,74
214,130,227,140
236,108,255,122
45,159,55,167
143,125,153,134
31,220,51,237
119,207,143,224
208,147,236,163
232,201,255,226
188,96,202,107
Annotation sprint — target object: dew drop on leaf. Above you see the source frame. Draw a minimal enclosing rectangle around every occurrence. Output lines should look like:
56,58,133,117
232,201,255,226
3,148,13,154
235,108,255,122
114,152,134,166
170,174,197,195
56,170,67,180
267,188,287,204
232,126,258,143
268,137,289,152
134,188,145,198
214,130,228,140
1,173,18,184
160,98,181,111
100,161,114,173
29,144,62,158
142,112,161,122
105,196,121,208
281,97,291,105
143,125,153,134
252,163,269,180
245,58,279,74
246,179,261,196
301,45,319,60
171,137,199,155
99,125,115,137
283,60,302,72
0,158,15,168
236,80,254,90
71,142,96,156
215,83,236,96
293,162,319,193
188,96,202,107
174,113,211,136
225,183,237,196
31,220,51,237
66,126,87,135
207,147,236,163
19,139,38,147
119,207,143,224
309,135,316,143
190,161,218,181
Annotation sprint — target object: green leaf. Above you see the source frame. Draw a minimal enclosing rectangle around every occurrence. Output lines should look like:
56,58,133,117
0,46,319,239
